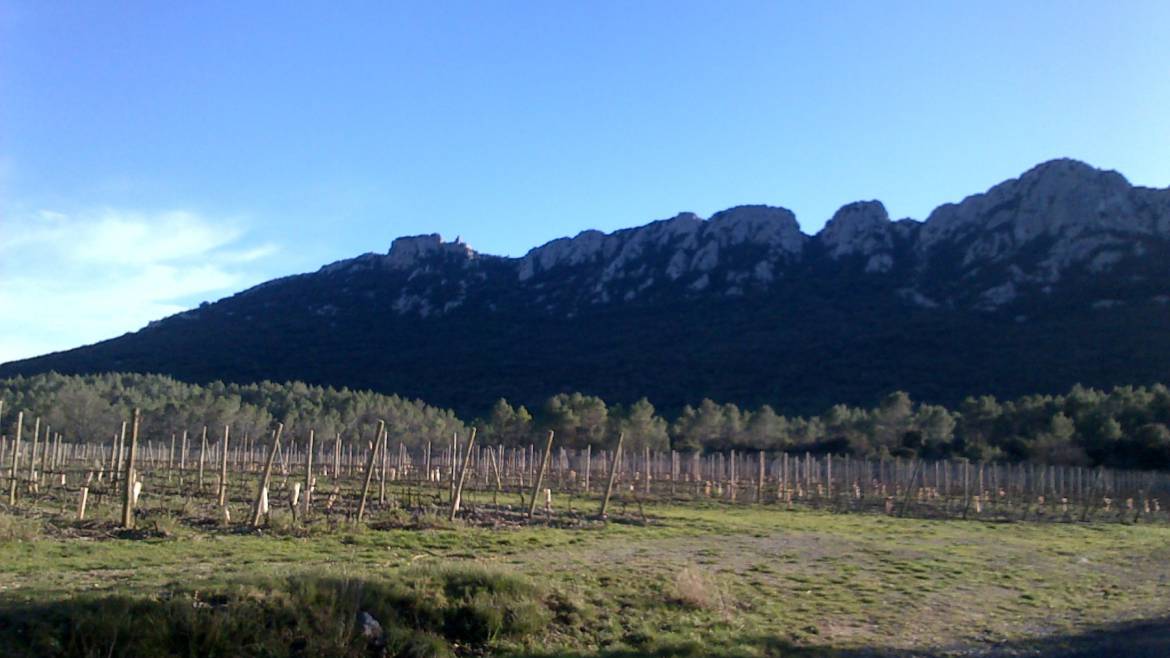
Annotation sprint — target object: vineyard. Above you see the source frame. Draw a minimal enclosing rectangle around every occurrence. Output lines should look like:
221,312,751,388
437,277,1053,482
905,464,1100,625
3,406,1169,532
3,407,1170,657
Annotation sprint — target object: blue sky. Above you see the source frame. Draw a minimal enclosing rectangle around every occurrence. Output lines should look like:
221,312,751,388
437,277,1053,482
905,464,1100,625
2,1,1169,361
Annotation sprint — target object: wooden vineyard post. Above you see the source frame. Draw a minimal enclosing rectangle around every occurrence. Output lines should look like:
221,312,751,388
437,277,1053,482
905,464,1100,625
805,452,813,497
962,459,972,519
827,454,833,499
644,446,651,496
671,450,679,497
487,445,502,504
250,423,284,527
50,431,60,473
304,429,314,514
599,432,624,518
583,444,591,493
757,450,765,503
778,452,788,501
120,409,141,529
527,430,555,519
218,425,231,507
114,421,127,484
178,430,188,487
898,459,922,517
973,458,982,510
396,442,405,484
333,433,342,481
8,412,22,506
77,485,89,520
379,427,388,504
424,441,432,486
42,427,52,481
28,417,40,493
103,434,114,482
356,421,385,523
40,425,50,481
280,438,292,477
449,432,458,499
449,427,477,521
197,426,207,491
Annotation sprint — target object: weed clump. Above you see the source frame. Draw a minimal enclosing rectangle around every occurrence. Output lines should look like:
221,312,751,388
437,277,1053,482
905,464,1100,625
0,513,45,542
670,566,729,614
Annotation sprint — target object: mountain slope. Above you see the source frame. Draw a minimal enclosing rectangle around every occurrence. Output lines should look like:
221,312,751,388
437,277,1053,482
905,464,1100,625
5,159,1170,416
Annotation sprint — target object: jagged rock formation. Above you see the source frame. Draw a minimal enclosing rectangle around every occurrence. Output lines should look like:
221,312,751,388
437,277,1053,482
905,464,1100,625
5,159,1170,415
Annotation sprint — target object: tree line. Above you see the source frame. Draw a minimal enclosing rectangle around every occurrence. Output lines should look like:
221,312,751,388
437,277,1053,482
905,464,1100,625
0,372,465,447
2,373,1170,469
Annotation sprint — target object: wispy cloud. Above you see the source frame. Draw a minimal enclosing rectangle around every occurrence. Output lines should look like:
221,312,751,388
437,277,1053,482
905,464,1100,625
0,208,279,363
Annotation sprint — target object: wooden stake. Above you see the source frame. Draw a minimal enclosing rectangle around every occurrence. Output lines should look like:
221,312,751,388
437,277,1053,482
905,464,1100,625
114,420,127,483
599,433,624,518
8,412,23,506
50,432,61,472
27,417,40,489
487,445,502,504
304,429,314,514
356,421,385,523
757,450,765,503
218,425,230,507
528,431,555,519
120,409,141,529
644,445,651,496
78,486,89,520
334,433,342,481
583,444,591,493
449,427,477,521
424,441,432,485
379,426,388,504
178,429,188,487
251,424,284,527
197,426,207,491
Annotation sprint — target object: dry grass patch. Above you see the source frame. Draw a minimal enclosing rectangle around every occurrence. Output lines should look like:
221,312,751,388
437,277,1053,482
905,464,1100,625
671,565,731,616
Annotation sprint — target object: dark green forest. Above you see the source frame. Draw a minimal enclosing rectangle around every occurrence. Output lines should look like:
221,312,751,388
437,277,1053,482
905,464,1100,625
2,372,1170,470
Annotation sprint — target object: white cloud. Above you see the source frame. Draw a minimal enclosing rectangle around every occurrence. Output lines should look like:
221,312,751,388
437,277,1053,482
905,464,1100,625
0,208,279,363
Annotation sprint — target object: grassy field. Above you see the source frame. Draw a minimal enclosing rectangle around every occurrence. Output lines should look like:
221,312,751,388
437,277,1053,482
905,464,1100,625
1,492,1169,657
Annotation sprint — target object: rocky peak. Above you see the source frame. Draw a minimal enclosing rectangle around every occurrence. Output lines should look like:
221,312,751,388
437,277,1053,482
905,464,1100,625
516,205,805,287
1003,159,1136,239
918,159,1145,251
818,201,893,259
386,234,476,269
517,229,613,281
706,205,805,253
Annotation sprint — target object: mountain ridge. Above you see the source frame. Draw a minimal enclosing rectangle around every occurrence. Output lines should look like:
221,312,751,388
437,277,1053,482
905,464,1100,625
5,158,1170,417
272,157,1169,314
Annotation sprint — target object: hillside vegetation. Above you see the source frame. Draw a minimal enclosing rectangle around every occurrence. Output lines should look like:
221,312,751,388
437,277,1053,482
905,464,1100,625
4,372,1170,469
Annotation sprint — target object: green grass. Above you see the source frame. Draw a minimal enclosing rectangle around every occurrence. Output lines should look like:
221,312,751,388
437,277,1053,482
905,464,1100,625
1,499,1169,657
0,565,547,658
